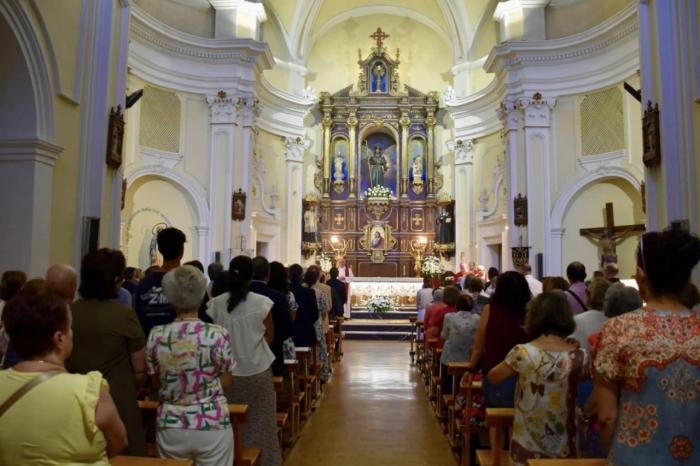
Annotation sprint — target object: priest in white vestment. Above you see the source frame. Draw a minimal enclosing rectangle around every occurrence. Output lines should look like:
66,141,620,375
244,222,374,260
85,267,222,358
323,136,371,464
337,257,354,318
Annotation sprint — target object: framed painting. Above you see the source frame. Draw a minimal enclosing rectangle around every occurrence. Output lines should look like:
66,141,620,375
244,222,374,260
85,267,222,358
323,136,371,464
106,105,125,169
642,101,660,167
232,189,246,221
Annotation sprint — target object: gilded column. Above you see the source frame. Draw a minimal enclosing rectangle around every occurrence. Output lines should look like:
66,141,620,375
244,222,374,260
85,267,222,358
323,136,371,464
426,110,436,197
399,112,410,197
347,111,358,198
322,111,332,198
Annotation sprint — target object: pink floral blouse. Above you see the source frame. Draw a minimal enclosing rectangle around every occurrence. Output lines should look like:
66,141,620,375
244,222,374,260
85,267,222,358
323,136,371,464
147,320,235,430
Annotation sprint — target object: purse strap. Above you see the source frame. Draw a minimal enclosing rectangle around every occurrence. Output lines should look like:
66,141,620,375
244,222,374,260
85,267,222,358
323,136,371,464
0,371,61,418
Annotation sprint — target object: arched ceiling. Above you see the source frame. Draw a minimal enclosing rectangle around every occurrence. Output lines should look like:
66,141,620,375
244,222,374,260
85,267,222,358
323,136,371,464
263,0,494,64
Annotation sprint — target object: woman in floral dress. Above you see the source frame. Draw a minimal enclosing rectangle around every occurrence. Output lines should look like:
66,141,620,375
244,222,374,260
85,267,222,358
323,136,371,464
593,229,700,465
303,267,331,383
147,265,235,465
488,291,590,466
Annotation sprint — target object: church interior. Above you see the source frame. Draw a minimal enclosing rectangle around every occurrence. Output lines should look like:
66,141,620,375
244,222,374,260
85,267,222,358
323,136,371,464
1,0,699,465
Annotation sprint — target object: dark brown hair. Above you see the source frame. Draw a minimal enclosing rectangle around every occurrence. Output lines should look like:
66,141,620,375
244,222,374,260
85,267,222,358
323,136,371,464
456,294,474,312
2,291,70,359
0,270,27,301
79,248,126,300
227,256,252,311
542,276,570,292
638,230,700,298
491,271,532,313
443,286,460,306
524,291,575,338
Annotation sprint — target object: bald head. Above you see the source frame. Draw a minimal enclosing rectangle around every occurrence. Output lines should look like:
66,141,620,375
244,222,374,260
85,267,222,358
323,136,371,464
45,264,77,303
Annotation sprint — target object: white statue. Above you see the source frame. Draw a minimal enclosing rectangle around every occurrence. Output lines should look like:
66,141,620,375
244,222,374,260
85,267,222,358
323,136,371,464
412,154,423,179
443,85,457,103
333,153,344,182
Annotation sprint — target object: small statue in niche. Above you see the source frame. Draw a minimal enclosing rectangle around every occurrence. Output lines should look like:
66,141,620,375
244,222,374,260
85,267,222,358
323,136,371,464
303,204,319,243
372,63,385,93
333,153,344,182
368,145,388,187
412,154,424,180
391,68,400,94
436,206,455,244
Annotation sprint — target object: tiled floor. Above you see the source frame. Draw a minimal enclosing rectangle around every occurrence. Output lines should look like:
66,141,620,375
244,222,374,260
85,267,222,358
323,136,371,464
283,340,455,466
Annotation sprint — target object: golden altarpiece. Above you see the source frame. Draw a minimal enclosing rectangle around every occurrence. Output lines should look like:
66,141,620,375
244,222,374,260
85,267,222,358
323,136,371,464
302,29,451,278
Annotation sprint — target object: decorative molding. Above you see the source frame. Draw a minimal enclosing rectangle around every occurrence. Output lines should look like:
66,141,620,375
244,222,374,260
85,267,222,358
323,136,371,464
577,149,626,172
256,76,314,137
0,138,63,167
138,145,182,169
206,92,238,124
518,93,556,127
448,139,475,165
284,136,310,163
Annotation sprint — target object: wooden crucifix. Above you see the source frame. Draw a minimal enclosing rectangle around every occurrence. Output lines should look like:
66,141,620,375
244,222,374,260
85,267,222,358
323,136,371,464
370,27,389,48
579,202,645,267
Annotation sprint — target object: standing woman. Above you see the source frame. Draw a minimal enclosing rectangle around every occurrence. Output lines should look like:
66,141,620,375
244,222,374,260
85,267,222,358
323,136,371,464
593,229,700,464
303,267,331,382
147,266,234,465
289,264,319,348
268,261,297,360
207,256,282,466
69,248,147,455
465,271,532,408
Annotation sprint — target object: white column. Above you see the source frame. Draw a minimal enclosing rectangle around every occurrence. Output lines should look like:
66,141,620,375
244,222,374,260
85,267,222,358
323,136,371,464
194,226,209,266
232,96,259,256
493,0,550,41
519,95,555,276
0,139,62,276
449,139,475,267
206,92,237,264
284,136,310,264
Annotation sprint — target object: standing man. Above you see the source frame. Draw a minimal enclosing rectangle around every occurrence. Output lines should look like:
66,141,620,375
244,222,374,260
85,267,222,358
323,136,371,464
326,267,347,319
565,261,589,314
337,257,354,318
519,264,542,297
135,227,186,335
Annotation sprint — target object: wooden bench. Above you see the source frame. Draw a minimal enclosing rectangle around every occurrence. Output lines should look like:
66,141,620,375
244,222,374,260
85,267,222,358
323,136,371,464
326,326,336,366
111,458,193,466
409,316,417,364
295,347,315,418
271,376,290,452
415,321,425,365
138,400,261,466
527,461,606,466
333,316,344,360
460,373,486,466
476,408,514,466
276,359,302,444
445,362,472,450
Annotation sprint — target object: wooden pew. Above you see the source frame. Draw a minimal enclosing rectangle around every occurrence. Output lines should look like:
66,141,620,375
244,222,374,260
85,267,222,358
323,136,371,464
276,359,302,444
111,458,193,466
527,461,606,466
460,373,486,466
334,316,344,360
475,408,514,466
271,376,289,452
138,400,261,466
424,338,438,392
415,321,425,365
326,326,336,366
444,362,471,450
295,347,315,419
409,316,417,364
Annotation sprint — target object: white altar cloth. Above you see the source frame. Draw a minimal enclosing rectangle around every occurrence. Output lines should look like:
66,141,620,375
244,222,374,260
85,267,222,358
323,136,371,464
345,277,423,317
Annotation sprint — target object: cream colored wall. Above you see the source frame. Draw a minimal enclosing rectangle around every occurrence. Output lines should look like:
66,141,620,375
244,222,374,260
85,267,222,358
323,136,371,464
562,179,643,279
307,15,452,94
26,1,126,267
545,0,633,40
474,132,505,218
123,176,197,268
265,0,297,34
133,0,214,37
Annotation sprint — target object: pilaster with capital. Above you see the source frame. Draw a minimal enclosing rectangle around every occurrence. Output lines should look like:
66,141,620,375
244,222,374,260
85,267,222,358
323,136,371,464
206,91,238,264
347,111,358,198
284,136,310,263
449,139,476,265
399,112,411,197
232,95,259,256
518,93,555,274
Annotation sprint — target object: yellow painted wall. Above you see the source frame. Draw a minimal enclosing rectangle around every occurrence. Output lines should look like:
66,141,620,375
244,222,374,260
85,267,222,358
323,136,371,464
133,0,214,38
562,179,643,279
265,0,297,34
474,132,505,218
307,15,452,94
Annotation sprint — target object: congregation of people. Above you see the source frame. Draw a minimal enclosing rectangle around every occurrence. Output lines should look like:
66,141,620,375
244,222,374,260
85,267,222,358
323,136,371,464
0,227,348,466
415,228,700,466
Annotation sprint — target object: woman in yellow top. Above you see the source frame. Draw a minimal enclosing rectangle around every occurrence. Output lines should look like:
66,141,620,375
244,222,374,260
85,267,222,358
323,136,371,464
0,290,127,465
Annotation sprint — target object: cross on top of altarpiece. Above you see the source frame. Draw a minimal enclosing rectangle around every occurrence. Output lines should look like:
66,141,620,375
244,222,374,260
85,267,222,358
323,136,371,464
370,27,389,48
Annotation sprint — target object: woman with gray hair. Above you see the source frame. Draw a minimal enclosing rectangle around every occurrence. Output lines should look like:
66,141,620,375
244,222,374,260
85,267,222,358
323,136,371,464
602,282,643,318
146,265,235,466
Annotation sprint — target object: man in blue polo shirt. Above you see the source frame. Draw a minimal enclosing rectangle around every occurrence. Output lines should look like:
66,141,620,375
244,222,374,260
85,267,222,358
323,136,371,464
134,227,186,335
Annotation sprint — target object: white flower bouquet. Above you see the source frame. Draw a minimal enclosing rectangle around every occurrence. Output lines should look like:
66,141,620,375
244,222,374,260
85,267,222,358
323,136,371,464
422,255,444,278
364,295,396,313
316,252,332,273
364,185,392,198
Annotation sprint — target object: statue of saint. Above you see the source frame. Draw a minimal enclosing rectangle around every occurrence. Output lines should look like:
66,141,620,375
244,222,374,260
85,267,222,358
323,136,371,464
333,153,344,182
436,207,454,244
303,205,318,242
412,154,423,180
368,145,388,187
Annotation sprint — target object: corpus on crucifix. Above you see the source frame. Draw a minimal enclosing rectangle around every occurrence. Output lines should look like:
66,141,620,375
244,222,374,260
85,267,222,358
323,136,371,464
579,202,645,267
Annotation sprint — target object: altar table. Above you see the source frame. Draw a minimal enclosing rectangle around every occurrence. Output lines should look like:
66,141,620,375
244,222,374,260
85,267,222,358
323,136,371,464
345,277,423,317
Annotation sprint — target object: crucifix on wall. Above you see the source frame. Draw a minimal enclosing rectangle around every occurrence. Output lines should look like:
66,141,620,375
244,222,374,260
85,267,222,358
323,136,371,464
579,202,645,268
370,27,389,48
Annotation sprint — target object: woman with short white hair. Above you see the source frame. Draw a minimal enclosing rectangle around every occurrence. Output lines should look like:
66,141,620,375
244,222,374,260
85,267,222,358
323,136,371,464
146,265,235,466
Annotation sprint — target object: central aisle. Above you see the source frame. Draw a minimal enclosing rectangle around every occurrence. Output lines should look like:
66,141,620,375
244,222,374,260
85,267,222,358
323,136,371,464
284,341,455,466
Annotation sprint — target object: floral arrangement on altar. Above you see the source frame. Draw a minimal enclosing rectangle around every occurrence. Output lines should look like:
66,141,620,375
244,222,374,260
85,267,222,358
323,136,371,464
364,185,392,198
316,252,332,273
364,295,396,313
422,255,444,278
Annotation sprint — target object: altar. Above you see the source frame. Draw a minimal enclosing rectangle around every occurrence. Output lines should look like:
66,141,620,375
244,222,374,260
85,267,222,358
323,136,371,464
346,276,422,315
